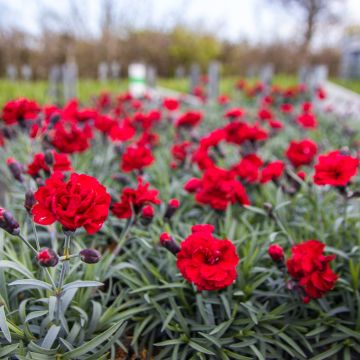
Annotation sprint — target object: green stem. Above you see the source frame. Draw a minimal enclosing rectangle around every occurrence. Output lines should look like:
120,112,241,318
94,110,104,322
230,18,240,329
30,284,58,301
55,232,72,324
30,218,40,250
110,216,134,261
273,213,294,246
17,234,37,255
18,234,56,289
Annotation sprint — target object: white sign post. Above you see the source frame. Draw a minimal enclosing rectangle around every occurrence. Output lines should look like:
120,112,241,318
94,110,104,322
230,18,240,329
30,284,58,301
128,63,147,97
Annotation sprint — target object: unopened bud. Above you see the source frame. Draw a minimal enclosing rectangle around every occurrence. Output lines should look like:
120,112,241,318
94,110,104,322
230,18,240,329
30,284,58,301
140,205,154,226
44,150,54,166
268,244,284,262
339,146,351,156
36,178,45,187
164,199,180,221
112,173,130,186
49,114,60,128
114,144,125,156
37,248,59,267
24,190,36,214
263,202,273,216
160,232,180,255
6,158,24,183
0,208,20,235
79,248,101,264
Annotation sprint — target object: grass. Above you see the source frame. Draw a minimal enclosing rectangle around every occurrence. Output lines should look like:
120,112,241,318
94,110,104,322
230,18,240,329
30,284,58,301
0,74,299,106
332,78,360,94
1,74,359,107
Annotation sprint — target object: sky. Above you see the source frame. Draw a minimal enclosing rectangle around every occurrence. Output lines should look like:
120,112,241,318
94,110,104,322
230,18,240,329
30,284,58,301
1,0,360,47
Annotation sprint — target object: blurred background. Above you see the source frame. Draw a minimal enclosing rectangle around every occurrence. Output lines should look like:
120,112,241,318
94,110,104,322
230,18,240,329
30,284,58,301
0,0,359,78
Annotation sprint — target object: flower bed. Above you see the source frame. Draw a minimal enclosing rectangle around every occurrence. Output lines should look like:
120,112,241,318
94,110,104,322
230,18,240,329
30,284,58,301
0,81,359,359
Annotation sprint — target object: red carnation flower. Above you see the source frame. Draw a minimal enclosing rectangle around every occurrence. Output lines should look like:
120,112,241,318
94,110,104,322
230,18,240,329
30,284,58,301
297,112,318,129
163,98,179,111
287,240,337,302
32,173,111,234
175,111,203,128
121,144,155,172
51,121,93,153
285,139,318,168
194,167,250,210
224,107,245,120
258,108,273,121
171,141,191,163
108,119,136,142
225,121,268,145
27,151,72,178
184,178,202,193
0,131,4,147
112,177,161,219
280,103,293,114
302,102,313,113
217,94,230,105
260,160,285,184
269,120,284,129
176,225,239,291
232,154,263,183
2,98,40,125
94,114,117,134
313,150,359,186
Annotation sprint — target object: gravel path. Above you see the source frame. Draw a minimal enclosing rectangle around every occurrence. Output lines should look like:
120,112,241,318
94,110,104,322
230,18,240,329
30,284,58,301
322,81,360,119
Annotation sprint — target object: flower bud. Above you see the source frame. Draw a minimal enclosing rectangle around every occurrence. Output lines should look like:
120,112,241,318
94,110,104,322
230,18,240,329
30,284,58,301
0,208,20,235
114,143,125,156
160,232,180,255
24,190,36,214
36,177,46,187
44,150,54,166
184,178,201,193
37,248,59,267
164,199,180,221
112,173,130,186
140,205,154,226
79,248,101,264
263,202,273,216
6,157,24,183
49,114,60,128
268,244,284,262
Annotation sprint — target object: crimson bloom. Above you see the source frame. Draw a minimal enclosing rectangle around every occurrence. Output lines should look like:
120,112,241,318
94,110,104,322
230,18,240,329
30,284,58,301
32,173,111,234
175,111,203,128
176,225,239,291
193,167,250,210
297,112,318,129
224,107,245,120
260,160,285,184
51,121,93,153
163,98,179,111
2,98,40,125
171,141,192,164
225,121,268,145
121,144,155,172
313,150,359,186
287,240,337,302
112,177,161,219
27,151,72,178
108,119,136,142
285,139,318,168
232,154,263,183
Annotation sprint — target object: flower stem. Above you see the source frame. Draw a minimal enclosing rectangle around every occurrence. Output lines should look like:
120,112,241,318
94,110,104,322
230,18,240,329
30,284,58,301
55,232,72,324
111,216,134,259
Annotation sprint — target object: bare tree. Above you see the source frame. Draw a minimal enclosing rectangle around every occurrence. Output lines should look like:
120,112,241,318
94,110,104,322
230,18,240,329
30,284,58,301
269,0,345,55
